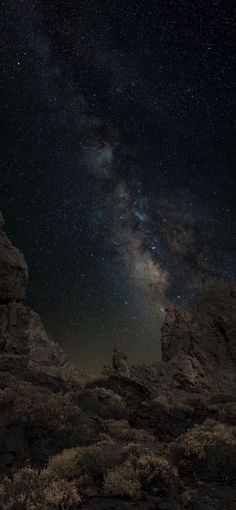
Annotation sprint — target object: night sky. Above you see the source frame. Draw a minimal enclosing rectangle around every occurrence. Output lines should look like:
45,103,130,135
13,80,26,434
1,1,235,374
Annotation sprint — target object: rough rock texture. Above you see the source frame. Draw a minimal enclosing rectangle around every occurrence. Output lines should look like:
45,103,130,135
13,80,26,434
112,349,131,378
0,213,28,302
101,286,236,397
0,214,71,381
159,286,236,393
161,306,192,362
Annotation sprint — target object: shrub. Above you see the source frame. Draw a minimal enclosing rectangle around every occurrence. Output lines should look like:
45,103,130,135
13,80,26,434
171,420,236,484
0,467,81,510
103,460,141,499
104,419,155,442
104,448,178,499
11,384,80,433
121,442,148,461
48,448,80,480
49,442,122,492
137,454,178,496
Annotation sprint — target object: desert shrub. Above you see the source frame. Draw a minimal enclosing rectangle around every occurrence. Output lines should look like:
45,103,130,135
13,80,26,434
11,384,80,433
121,442,148,461
73,387,127,420
119,427,155,442
7,382,103,455
0,467,81,510
77,442,121,487
104,419,130,437
104,446,178,499
48,448,80,480
171,420,236,484
49,441,122,492
104,419,155,443
103,460,141,499
137,454,178,496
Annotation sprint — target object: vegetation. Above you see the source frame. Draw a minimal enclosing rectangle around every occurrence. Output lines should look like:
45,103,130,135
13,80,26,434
171,420,236,484
1,377,236,507
0,467,81,510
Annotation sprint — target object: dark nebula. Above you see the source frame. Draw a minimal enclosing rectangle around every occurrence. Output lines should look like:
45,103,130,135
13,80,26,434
1,0,235,373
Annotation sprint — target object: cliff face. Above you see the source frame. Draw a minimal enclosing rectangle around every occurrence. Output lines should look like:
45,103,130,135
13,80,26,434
159,286,236,393
0,213,68,380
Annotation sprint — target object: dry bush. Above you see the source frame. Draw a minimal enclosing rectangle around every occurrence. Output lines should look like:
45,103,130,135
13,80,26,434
11,384,80,433
121,442,148,460
49,441,122,492
0,467,81,510
0,381,91,467
103,460,141,499
137,454,178,496
2,442,179,504
75,443,121,487
104,446,178,499
48,448,80,480
171,420,236,484
104,419,155,443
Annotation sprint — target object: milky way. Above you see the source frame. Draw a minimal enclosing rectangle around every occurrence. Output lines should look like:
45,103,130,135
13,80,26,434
1,1,235,373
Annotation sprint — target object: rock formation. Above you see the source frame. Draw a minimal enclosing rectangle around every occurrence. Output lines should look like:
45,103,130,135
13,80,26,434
112,348,131,378
0,212,28,302
0,213,70,382
159,286,236,393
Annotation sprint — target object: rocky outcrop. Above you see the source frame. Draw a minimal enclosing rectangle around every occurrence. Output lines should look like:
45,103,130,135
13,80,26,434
112,349,131,378
161,306,192,362
159,286,236,393
0,213,28,302
0,213,73,383
101,286,236,396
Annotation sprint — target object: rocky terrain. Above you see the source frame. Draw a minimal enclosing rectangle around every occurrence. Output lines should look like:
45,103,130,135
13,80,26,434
0,213,236,509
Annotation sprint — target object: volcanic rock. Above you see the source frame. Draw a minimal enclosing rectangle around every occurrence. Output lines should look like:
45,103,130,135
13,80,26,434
0,213,72,382
160,286,236,393
112,349,131,378
0,213,28,302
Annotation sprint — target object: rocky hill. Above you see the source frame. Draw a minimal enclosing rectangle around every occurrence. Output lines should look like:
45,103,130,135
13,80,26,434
0,213,235,509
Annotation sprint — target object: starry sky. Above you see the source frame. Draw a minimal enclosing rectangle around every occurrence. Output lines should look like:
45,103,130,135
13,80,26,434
1,0,235,374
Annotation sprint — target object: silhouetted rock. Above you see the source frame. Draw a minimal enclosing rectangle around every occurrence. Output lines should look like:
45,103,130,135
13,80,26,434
112,349,131,378
159,285,236,393
161,306,192,362
0,213,76,384
0,213,28,302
